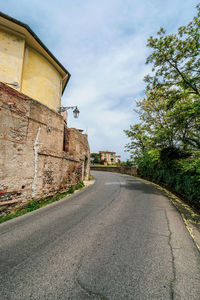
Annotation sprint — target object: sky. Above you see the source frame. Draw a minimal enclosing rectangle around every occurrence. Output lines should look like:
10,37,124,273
1,0,199,160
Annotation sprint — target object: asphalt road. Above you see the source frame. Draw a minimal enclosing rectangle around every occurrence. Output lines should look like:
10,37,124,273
1,171,200,300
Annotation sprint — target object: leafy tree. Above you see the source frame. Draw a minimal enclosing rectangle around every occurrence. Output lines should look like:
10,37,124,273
90,153,101,164
122,159,134,167
125,5,200,159
124,123,151,157
168,95,200,149
145,4,200,97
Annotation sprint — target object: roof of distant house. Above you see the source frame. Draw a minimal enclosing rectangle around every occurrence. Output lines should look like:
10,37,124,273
0,11,71,94
99,151,116,154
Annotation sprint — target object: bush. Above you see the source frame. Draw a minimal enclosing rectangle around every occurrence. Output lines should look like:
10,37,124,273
136,150,200,209
160,147,191,164
68,186,75,194
26,200,40,211
75,182,85,190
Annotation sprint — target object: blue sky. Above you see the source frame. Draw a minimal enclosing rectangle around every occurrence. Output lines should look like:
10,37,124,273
1,0,199,160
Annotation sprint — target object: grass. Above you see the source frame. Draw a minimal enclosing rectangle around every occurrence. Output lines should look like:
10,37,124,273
0,182,85,224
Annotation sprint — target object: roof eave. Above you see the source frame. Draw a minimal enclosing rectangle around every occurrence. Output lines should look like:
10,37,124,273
0,11,71,93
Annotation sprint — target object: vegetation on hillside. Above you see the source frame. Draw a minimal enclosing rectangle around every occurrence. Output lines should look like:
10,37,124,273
125,5,200,208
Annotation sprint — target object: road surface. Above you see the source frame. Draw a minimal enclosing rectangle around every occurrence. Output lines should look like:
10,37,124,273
0,171,200,299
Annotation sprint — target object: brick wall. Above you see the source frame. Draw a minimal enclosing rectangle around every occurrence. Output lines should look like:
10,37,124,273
0,83,90,215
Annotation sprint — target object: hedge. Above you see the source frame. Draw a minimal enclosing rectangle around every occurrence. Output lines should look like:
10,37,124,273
136,150,200,209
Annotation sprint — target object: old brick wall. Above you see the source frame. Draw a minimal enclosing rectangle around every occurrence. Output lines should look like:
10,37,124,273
0,83,90,215
66,128,90,181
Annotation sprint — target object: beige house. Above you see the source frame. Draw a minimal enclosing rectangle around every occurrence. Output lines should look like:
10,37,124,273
99,151,116,165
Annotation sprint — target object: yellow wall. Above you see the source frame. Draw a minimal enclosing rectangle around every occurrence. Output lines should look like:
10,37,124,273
0,28,25,90
0,27,63,112
22,47,62,111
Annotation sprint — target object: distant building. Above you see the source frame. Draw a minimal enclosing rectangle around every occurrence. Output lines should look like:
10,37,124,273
99,151,116,165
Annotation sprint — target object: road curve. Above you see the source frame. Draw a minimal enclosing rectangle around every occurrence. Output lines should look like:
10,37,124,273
0,171,200,300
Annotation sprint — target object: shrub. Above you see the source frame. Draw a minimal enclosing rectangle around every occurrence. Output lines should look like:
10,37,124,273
68,186,75,194
137,150,200,209
26,200,40,211
75,182,85,190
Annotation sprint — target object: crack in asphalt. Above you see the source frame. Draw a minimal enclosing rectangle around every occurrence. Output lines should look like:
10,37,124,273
72,181,123,300
76,278,108,300
164,210,176,300
74,254,108,300
72,178,124,300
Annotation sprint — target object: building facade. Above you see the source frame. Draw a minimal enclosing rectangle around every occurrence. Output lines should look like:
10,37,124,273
0,12,70,112
0,13,90,216
99,151,116,165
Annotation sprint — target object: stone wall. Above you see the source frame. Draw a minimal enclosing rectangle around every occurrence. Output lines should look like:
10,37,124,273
0,83,90,215
90,165,138,176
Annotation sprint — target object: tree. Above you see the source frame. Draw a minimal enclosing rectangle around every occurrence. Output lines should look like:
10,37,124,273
145,4,200,97
90,153,101,164
124,123,151,158
125,5,200,159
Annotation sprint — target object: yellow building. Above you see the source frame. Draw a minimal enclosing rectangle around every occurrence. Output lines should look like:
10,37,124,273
99,151,116,165
0,12,70,111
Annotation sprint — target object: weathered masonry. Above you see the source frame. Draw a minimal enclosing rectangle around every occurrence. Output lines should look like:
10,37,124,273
0,84,90,215
0,13,90,215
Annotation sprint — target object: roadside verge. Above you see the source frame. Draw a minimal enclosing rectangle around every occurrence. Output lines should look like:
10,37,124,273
0,179,95,224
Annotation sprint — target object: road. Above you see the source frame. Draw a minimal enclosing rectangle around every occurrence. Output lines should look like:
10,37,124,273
0,171,200,300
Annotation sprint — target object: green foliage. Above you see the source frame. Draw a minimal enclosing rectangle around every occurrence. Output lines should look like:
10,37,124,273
68,186,75,194
75,181,85,190
136,151,200,208
125,5,200,158
26,200,40,211
89,174,94,180
121,159,134,167
124,6,200,208
145,4,200,96
90,153,101,164
160,147,191,165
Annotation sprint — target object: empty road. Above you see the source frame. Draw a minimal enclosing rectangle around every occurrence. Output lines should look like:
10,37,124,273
0,171,200,299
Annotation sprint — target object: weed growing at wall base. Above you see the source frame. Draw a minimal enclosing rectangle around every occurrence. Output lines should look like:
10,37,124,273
0,182,85,224
89,174,94,180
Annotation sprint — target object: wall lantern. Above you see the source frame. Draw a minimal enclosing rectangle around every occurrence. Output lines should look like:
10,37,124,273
58,106,80,118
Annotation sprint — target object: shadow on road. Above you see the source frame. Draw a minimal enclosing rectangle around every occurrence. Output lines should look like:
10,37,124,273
124,177,166,197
